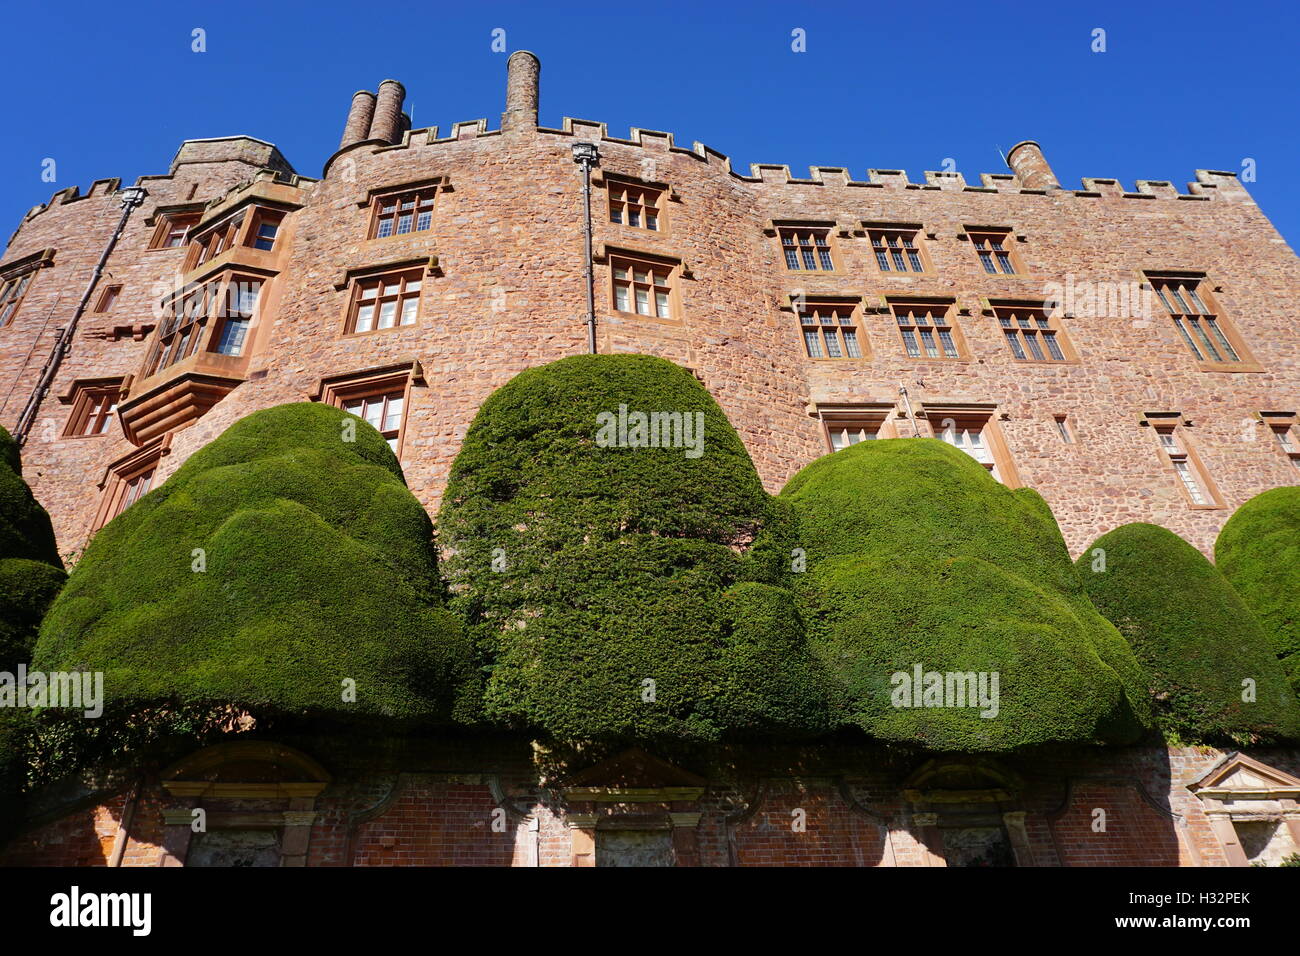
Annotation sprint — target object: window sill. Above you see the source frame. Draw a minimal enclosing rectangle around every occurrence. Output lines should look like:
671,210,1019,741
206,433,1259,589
364,230,435,244
1004,357,1081,367
900,354,973,364
345,322,421,337
610,309,680,325
1196,361,1264,373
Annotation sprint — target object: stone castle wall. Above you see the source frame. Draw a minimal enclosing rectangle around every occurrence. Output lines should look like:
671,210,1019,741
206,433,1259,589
0,58,1297,560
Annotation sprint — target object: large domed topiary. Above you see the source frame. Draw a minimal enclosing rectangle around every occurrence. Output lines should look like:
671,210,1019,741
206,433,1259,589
438,354,831,743
780,438,1152,751
1216,487,1300,693
0,425,66,837
1078,523,1299,743
32,403,478,727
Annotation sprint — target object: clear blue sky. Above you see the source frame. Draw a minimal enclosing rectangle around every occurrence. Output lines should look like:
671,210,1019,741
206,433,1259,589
2,0,1297,247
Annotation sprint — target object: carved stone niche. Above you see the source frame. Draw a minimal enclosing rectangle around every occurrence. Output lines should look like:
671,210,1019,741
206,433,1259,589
902,757,1031,868
1189,752,1300,867
558,748,706,868
157,741,331,868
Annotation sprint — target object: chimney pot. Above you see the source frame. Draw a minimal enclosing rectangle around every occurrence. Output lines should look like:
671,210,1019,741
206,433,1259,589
503,51,540,131
339,90,377,150
1006,140,1060,190
368,79,407,145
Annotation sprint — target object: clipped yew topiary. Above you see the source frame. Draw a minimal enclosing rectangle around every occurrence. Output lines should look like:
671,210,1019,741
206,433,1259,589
1078,523,1299,743
33,403,478,728
0,425,66,836
781,438,1152,751
1216,487,1300,692
0,425,66,672
439,354,831,743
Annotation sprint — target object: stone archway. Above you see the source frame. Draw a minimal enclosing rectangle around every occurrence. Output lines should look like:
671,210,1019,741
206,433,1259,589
157,741,331,867
902,757,1032,867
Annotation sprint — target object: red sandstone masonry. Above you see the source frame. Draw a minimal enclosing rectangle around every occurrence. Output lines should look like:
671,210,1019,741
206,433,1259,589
0,88,1295,561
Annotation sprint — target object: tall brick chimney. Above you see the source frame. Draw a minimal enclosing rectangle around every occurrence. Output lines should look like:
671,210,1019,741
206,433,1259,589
502,51,540,131
339,90,377,149
1006,140,1061,190
367,79,406,145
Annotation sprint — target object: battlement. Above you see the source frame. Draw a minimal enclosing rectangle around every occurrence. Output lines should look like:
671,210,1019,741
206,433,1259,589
330,104,1253,208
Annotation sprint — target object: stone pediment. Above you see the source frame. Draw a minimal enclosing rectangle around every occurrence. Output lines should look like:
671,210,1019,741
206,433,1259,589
1189,752,1300,800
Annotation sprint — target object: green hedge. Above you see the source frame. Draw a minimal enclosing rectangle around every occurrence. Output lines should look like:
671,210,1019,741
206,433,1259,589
439,354,830,742
1079,523,1299,743
0,426,66,838
781,438,1152,751
0,426,66,671
33,403,478,727
1216,487,1300,693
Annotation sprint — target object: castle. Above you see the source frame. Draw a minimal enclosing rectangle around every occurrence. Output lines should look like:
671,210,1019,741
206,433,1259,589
1,52,1298,867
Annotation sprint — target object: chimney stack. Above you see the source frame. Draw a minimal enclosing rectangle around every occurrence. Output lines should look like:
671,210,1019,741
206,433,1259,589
339,90,377,149
367,79,406,145
502,51,540,131
1006,141,1060,191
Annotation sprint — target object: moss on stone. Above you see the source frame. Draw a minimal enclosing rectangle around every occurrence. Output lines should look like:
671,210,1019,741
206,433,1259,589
1216,487,1300,693
32,403,478,726
781,437,1152,751
1078,523,1299,743
438,354,830,742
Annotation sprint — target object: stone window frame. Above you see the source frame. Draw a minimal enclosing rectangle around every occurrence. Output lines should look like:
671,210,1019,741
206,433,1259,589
603,248,684,324
795,296,870,362
988,298,1079,365
776,222,840,274
60,378,125,439
884,295,970,362
1053,414,1076,444
921,401,1020,487
1258,410,1300,472
92,283,123,314
0,248,55,329
368,186,437,240
1144,271,1261,373
184,204,287,270
148,210,201,250
962,225,1021,275
313,360,424,459
814,402,901,453
91,436,170,533
1139,410,1224,510
332,260,439,338
144,271,265,378
605,175,666,234
865,222,930,274
344,267,424,335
